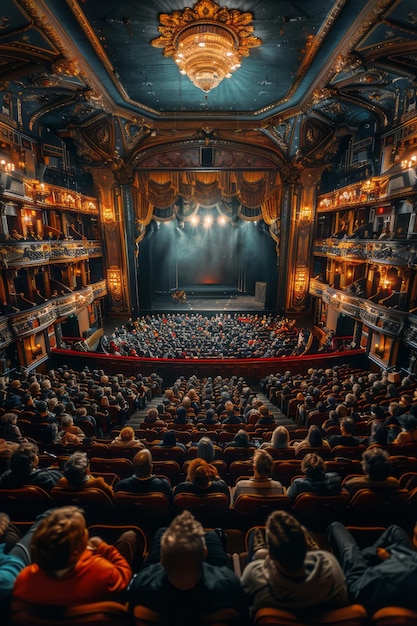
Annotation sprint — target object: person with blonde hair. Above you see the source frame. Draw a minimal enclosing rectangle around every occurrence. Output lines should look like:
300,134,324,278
110,426,144,449
12,506,134,606
232,448,284,504
261,425,290,449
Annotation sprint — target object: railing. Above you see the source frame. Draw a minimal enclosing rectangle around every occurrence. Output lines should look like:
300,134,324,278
0,239,102,267
309,278,408,337
313,238,417,267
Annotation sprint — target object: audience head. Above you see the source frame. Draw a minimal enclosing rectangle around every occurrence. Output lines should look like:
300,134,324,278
185,458,218,488
253,448,274,478
197,436,215,462
30,506,88,574
161,430,177,447
133,448,153,478
271,425,290,448
301,452,326,480
118,426,136,442
62,451,89,484
9,441,39,480
266,510,306,573
372,422,388,445
340,417,355,435
361,447,392,481
232,429,250,447
160,510,207,590
145,408,159,423
307,424,323,446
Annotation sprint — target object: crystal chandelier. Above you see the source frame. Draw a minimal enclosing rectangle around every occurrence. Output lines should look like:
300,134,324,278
152,0,261,94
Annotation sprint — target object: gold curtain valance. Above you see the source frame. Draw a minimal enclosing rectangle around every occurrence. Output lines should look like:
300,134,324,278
133,171,282,223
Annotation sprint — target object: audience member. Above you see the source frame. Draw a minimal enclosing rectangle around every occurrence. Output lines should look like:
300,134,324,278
232,449,284,504
287,453,342,499
128,510,248,624
114,449,174,505
342,448,401,496
241,510,347,614
328,417,360,447
261,425,290,449
174,458,229,501
110,426,144,449
12,506,134,606
55,450,114,497
292,424,330,452
0,442,61,490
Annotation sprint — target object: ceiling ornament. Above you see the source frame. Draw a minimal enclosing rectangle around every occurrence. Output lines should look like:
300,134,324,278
151,0,261,93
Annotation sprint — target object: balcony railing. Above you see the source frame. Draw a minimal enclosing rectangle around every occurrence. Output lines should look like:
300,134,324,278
313,238,417,267
0,239,102,267
9,302,56,337
91,279,107,299
309,278,408,337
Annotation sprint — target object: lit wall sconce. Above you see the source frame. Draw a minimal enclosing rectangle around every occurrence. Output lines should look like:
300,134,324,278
33,182,49,202
31,343,42,358
0,158,15,173
107,268,122,300
299,207,312,224
102,206,115,222
374,343,384,357
401,155,417,169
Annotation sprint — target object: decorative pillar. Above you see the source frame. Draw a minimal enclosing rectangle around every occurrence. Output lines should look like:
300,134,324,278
91,166,129,316
285,167,324,313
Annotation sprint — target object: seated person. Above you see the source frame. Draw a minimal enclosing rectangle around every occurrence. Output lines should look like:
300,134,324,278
328,417,360,447
142,407,166,428
392,413,417,445
114,449,174,505
287,452,342,499
342,447,401,497
232,449,284,505
55,451,114,498
110,426,144,449
260,425,290,449
195,408,221,429
0,442,61,491
292,424,330,452
156,429,187,452
254,404,275,426
224,429,255,450
241,510,347,615
12,506,133,606
0,412,26,444
328,521,417,615
128,510,248,625
58,414,85,445
221,400,243,425
174,458,229,501
188,436,217,462
173,406,190,426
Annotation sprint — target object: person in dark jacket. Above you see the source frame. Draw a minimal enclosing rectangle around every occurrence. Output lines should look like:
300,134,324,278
114,449,173,505
286,452,341,499
0,442,61,491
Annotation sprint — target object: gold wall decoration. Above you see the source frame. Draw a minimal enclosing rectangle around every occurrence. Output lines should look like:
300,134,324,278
151,0,261,93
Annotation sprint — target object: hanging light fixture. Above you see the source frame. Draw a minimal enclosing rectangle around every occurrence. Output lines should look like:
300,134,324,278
152,0,261,93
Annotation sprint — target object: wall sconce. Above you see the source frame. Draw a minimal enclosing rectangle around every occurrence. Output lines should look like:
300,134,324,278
107,268,122,300
0,158,14,173
299,207,312,224
401,155,417,169
374,343,384,357
33,182,49,202
31,343,42,358
102,207,115,222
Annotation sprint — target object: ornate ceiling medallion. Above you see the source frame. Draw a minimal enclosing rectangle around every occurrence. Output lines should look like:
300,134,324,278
151,0,261,93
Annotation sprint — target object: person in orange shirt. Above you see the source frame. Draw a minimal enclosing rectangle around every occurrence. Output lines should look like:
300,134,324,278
12,506,133,606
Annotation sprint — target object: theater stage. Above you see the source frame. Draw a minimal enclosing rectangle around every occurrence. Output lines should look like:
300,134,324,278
150,286,265,312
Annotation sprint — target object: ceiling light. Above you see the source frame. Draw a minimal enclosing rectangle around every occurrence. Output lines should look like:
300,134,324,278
152,0,261,93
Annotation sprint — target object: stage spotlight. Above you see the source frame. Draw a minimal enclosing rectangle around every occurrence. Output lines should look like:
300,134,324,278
217,215,226,225
203,216,213,228
191,215,199,226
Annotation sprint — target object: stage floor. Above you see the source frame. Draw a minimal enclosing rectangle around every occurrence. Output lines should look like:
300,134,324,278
150,293,265,312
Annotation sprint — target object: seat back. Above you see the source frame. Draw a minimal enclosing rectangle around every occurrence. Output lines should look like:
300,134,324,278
233,494,292,527
89,457,133,480
9,600,133,626
222,446,256,466
348,488,409,526
149,446,187,465
253,604,368,626
291,492,349,532
113,491,171,526
50,486,114,524
173,492,230,526
371,606,417,625
0,485,53,528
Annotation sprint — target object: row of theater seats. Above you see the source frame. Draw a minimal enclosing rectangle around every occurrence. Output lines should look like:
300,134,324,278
7,587,417,625
1,475,417,534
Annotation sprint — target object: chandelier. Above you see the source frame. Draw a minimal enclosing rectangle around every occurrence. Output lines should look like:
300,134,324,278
151,0,261,93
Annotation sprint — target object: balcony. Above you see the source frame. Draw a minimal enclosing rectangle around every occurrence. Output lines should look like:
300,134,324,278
49,240,89,261
91,279,107,299
309,278,407,337
0,315,14,349
0,241,50,267
9,302,56,337
313,238,417,267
